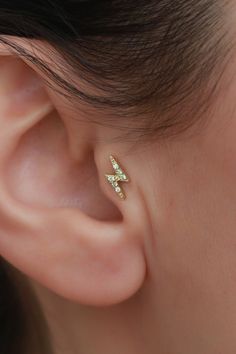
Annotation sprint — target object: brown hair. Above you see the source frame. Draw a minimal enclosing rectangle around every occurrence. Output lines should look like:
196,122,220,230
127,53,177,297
0,0,231,140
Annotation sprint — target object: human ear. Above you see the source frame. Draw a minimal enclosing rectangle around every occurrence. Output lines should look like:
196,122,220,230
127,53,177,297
0,50,147,306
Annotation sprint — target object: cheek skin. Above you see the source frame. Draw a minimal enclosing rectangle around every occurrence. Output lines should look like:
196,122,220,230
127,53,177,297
142,79,236,351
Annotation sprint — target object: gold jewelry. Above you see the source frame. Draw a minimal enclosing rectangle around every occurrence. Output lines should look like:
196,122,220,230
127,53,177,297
105,155,129,200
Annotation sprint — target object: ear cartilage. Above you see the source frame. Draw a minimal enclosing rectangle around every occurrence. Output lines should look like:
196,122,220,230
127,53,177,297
105,155,129,200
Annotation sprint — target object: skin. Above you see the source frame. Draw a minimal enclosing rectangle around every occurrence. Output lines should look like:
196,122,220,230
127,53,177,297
0,23,236,354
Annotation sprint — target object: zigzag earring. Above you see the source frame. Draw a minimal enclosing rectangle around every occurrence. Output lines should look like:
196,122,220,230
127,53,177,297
105,155,130,200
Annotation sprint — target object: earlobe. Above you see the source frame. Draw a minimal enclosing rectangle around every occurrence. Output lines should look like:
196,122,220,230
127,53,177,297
35,210,146,306
0,53,147,306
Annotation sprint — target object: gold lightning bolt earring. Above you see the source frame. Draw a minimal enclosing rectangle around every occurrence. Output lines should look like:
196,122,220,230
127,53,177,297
105,155,130,200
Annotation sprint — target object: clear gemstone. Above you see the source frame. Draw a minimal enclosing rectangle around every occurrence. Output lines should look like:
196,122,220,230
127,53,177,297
115,187,121,193
113,163,119,170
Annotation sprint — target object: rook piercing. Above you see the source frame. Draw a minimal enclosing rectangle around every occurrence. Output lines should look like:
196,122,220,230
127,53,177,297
105,155,129,200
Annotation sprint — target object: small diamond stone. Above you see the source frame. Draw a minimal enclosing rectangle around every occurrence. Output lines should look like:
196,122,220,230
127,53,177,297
106,155,129,200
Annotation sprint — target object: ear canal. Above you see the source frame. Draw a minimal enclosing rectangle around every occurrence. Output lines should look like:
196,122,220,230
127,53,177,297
0,55,146,306
6,111,122,221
